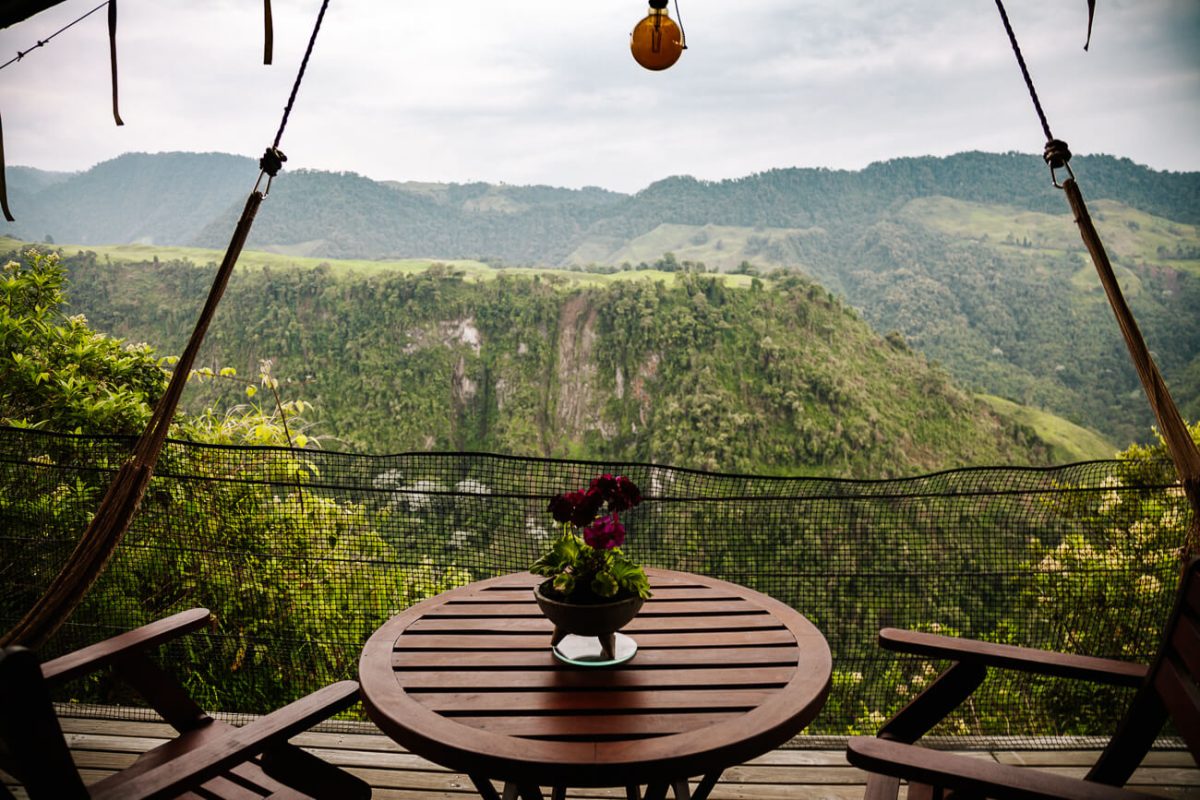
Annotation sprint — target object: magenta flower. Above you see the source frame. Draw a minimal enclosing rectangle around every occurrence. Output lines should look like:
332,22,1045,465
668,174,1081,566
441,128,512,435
583,514,626,550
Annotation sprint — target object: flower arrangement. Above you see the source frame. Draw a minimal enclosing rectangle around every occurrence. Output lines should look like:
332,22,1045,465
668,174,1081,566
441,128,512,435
531,473,651,602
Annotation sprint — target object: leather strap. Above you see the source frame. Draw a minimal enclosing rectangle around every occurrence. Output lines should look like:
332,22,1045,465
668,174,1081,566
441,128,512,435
264,0,274,64
108,0,123,126
0,110,13,222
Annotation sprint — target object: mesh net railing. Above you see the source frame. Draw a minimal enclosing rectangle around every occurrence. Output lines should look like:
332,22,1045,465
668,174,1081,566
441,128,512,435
0,426,1191,747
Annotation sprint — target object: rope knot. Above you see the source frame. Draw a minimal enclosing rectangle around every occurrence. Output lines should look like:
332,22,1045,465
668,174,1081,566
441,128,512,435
1043,139,1072,169
259,147,287,177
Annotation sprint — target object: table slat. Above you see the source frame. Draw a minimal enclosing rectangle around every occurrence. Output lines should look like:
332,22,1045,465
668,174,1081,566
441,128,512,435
394,629,797,650
394,666,796,690
411,688,777,714
451,587,743,603
444,712,742,738
405,614,782,634
430,599,763,617
392,645,801,670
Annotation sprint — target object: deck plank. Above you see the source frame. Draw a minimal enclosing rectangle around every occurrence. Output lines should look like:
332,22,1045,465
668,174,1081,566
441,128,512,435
1,716,1193,799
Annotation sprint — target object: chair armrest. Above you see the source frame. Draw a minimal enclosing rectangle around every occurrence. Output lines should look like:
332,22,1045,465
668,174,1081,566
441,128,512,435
89,680,361,800
847,737,1159,800
40,608,212,685
879,628,1148,688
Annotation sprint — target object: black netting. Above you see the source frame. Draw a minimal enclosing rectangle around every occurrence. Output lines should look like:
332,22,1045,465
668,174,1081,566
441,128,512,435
0,426,1190,747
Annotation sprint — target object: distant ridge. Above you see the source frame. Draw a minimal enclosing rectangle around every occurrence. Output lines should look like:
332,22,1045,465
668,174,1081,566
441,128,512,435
3,150,1198,260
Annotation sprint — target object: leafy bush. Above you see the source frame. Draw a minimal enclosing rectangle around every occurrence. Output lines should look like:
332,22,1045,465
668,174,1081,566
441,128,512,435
0,248,473,711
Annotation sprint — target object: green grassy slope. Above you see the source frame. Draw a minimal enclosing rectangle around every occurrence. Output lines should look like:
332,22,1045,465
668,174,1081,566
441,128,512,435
977,395,1117,462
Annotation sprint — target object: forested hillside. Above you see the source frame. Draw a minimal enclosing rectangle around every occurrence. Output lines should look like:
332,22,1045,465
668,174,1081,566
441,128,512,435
49,250,1055,476
6,151,1197,263
4,150,1197,446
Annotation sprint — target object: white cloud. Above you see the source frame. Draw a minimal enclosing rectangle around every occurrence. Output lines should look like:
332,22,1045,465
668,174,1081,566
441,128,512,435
0,0,1196,191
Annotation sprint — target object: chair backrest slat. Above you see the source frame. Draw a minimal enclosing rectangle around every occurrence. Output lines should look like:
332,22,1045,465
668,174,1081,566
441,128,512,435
0,647,88,799
1186,574,1200,619
1156,560,1200,766
1171,610,1200,684
1155,652,1200,762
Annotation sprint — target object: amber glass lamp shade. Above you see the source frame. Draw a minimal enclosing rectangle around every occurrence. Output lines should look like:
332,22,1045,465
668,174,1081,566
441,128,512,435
630,7,684,71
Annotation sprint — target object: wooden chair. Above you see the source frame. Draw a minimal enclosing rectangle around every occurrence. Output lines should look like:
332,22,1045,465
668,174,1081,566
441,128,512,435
0,607,370,799
846,558,1200,800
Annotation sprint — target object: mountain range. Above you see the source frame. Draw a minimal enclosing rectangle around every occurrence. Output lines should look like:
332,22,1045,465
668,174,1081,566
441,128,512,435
4,150,1198,448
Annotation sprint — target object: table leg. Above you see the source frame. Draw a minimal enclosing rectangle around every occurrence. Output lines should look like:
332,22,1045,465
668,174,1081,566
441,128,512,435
551,788,566,800
502,783,545,800
625,786,641,800
691,772,722,800
469,774,502,800
643,783,669,800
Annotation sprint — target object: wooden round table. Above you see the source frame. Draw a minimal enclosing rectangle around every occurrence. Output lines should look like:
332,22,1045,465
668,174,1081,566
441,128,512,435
359,568,831,800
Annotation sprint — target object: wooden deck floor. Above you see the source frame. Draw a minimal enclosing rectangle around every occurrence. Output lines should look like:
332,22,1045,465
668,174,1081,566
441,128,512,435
10,716,1200,799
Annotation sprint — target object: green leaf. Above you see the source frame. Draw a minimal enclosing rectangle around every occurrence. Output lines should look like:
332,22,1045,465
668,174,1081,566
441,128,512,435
591,571,618,598
552,573,576,596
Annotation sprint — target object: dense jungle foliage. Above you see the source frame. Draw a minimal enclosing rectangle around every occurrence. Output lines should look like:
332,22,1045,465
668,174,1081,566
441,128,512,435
43,249,1058,477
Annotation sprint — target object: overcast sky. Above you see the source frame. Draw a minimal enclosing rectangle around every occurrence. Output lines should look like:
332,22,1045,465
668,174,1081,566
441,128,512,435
2,0,1197,193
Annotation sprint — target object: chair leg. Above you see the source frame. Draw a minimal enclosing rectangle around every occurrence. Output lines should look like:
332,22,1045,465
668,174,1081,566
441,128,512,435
907,783,938,800
863,773,901,800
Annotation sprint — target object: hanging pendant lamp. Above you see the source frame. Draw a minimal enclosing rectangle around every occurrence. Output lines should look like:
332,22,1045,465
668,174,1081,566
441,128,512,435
630,0,685,71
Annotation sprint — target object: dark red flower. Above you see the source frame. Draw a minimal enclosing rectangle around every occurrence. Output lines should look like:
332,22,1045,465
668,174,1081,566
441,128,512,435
570,488,605,527
608,476,642,512
547,493,575,523
590,473,619,499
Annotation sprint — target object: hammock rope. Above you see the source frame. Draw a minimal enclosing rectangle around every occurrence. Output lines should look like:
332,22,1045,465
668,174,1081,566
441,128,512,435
994,0,1200,555
0,0,333,650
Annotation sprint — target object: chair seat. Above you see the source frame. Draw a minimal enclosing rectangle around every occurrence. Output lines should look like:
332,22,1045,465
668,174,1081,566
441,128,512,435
87,701,370,800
